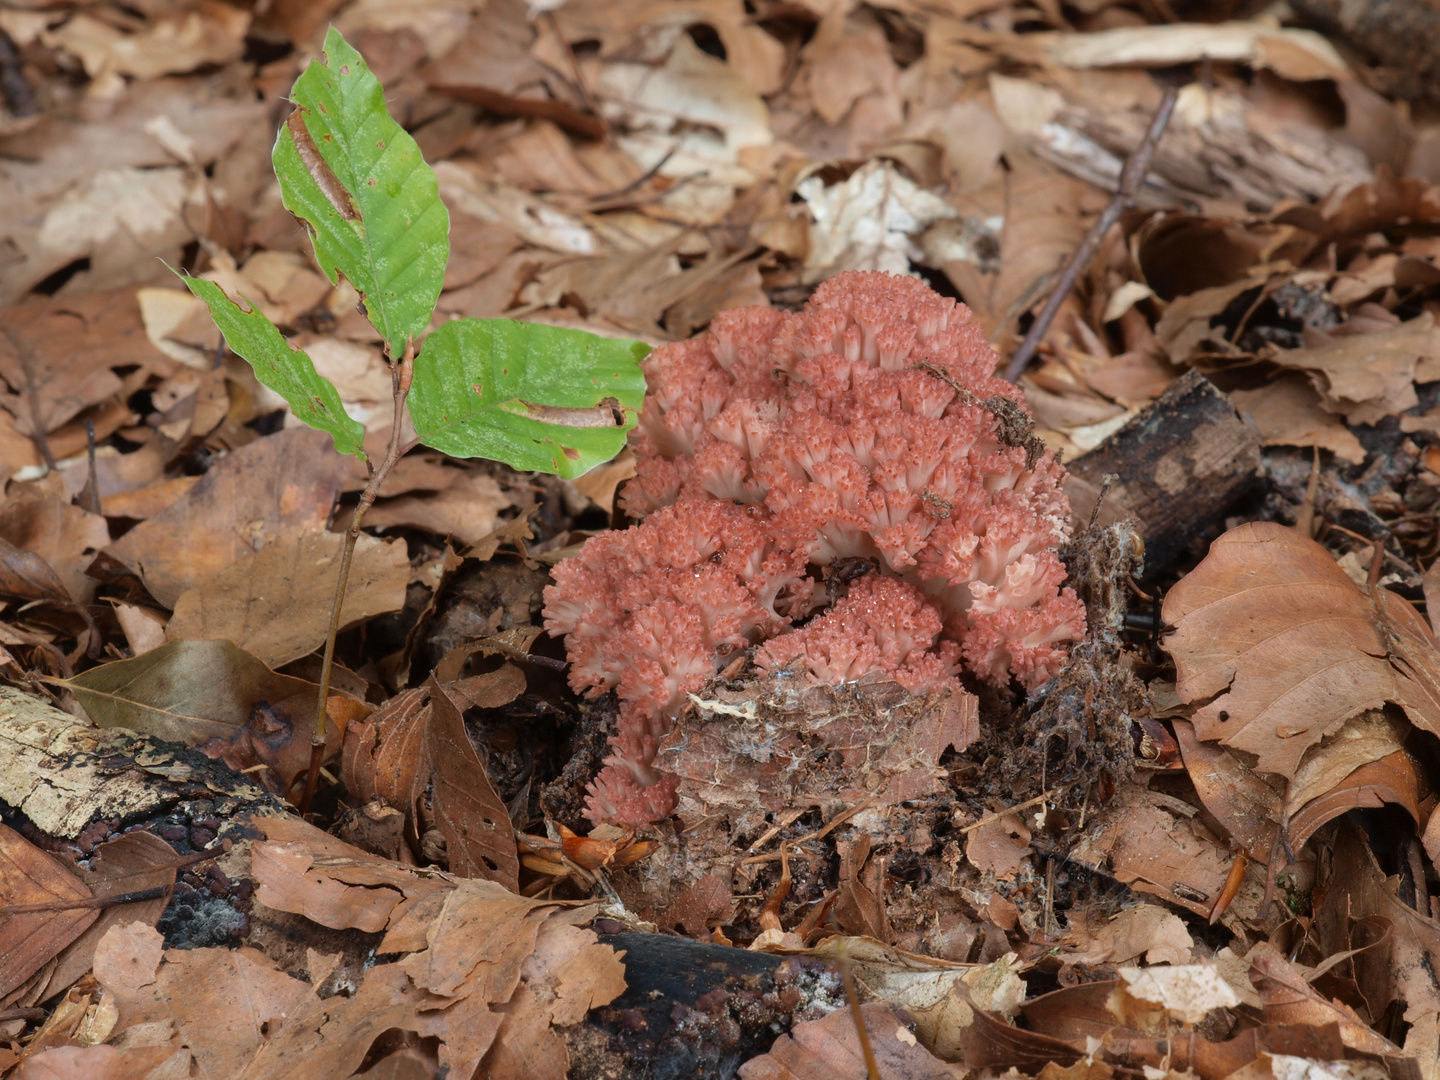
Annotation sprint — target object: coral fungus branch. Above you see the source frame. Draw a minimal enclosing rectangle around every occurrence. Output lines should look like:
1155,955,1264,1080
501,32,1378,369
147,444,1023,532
545,271,1085,827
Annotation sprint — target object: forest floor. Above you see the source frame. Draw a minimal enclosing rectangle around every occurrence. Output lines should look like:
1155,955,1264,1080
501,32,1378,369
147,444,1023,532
4,0,1440,1078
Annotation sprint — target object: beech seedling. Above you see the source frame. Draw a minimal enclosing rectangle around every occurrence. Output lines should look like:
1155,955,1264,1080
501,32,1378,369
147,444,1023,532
180,27,649,806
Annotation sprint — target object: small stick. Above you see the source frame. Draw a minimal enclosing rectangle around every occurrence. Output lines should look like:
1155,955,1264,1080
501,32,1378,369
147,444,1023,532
300,340,416,813
1257,781,1291,920
1043,856,1056,937
956,791,1053,835
835,946,880,1080
81,419,101,516
1002,86,1179,383
0,846,223,916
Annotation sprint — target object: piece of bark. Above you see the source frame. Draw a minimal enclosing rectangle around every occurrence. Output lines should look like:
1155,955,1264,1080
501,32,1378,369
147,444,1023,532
1291,0,1440,101
1065,370,1263,574
567,932,842,1080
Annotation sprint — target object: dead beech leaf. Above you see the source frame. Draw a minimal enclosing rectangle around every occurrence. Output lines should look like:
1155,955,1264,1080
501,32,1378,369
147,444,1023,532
165,530,409,667
39,831,179,1002
0,489,111,605
0,823,97,1000
738,1001,961,1080
1175,711,1420,859
100,427,351,608
964,814,1031,881
1229,375,1367,465
63,639,355,793
96,925,317,1080
0,289,140,438
0,535,74,606
251,815,449,934
426,675,522,889
1318,821,1440,1032
250,842,407,934
341,685,429,818
1267,313,1440,425
1249,944,1401,1058
398,878,558,999
1162,521,1440,778
476,919,628,1080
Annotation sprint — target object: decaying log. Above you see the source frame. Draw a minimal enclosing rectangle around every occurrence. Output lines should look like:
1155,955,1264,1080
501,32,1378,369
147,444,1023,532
1291,0,1440,101
568,930,843,1080
0,686,290,950
1065,369,1264,574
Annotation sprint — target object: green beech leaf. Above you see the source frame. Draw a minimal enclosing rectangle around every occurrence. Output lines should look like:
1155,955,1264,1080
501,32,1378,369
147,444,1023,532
181,276,366,460
273,27,448,359
409,318,648,479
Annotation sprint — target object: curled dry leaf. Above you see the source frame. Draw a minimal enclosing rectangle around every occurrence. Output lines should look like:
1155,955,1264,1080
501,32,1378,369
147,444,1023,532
339,669,525,884
63,639,363,795
0,823,96,1001
739,1001,963,1079
1162,521,1440,779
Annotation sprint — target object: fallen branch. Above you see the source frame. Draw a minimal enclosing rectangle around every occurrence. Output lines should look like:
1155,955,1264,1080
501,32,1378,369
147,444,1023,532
1001,85,1179,384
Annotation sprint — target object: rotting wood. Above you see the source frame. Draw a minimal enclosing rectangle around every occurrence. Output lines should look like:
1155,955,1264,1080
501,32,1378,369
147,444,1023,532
0,684,292,952
1065,369,1264,574
569,929,844,1080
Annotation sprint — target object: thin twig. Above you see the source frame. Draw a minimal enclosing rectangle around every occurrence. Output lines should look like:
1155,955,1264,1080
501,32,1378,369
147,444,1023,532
81,419,101,515
956,791,1053,836
300,339,416,813
1257,780,1291,921
1002,86,1178,383
836,948,881,1080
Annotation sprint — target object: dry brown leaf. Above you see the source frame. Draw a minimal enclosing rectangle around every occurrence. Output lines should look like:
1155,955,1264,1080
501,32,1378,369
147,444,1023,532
1176,711,1420,859
90,920,164,1001
0,823,97,1002
0,536,75,608
426,675,522,889
1164,521,1440,778
1090,905,1194,966
399,879,556,999
165,530,409,667
44,7,249,81
10,1044,178,1080
738,1001,962,1079
39,832,178,1002
1319,821,1440,1032
1268,314,1440,425
0,488,110,605
341,685,430,818
99,477,202,521
0,289,147,439
101,427,351,608
1229,375,1367,465
476,919,627,1079
97,924,318,1080
1074,795,1237,920
250,842,408,934
1249,944,1402,1058
964,814,1031,881
364,472,512,545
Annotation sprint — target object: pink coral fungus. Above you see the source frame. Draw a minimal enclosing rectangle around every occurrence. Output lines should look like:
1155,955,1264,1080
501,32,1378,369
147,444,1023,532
544,271,1084,827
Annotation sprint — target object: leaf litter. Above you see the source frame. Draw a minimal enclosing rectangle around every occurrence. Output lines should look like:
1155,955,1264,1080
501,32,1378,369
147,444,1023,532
9,0,1440,1077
